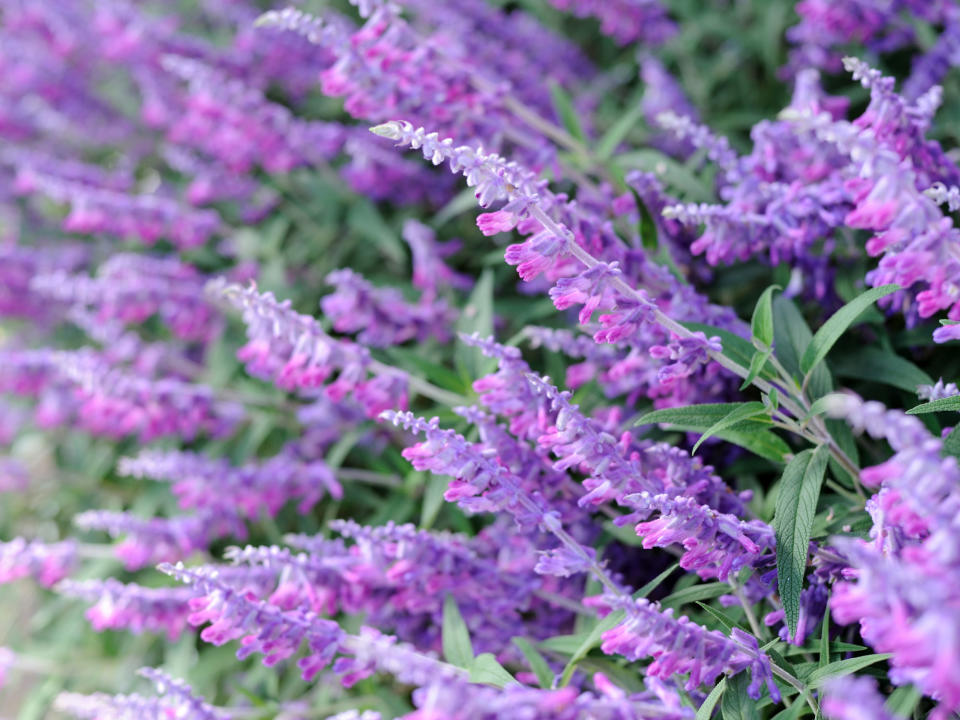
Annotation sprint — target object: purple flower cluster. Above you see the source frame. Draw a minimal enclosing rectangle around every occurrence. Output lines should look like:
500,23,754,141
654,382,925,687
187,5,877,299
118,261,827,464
3,0,960,717
826,393,960,716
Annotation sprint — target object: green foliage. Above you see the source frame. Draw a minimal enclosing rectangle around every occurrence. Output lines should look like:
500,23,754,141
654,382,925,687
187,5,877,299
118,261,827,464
774,445,830,639
800,285,899,377
721,674,760,720
442,595,475,668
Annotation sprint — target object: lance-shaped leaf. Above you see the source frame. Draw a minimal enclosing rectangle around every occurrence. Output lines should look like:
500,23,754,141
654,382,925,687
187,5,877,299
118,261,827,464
773,445,829,638
799,285,898,376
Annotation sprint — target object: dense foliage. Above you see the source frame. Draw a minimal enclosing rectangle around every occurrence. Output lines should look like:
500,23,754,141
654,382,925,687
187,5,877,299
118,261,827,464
1,1,959,718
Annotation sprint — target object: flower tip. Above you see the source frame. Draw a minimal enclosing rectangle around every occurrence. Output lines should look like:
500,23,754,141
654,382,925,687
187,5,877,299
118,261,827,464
252,12,274,27
370,123,400,139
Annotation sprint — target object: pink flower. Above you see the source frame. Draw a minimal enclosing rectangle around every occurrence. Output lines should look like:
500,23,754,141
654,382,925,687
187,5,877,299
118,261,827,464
476,210,518,235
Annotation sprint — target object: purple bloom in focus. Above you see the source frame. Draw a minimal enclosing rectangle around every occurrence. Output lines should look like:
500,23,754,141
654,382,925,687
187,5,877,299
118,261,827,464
601,595,779,701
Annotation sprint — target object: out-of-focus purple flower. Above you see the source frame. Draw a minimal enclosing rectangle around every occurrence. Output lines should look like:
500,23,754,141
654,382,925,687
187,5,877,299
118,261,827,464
402,220,473,293
227,519,560,655
826,393,960,714
546,0,675,46
640,57,699,159
162,55,346,174
55,667,224,720
917,378,959,401
53,351,243,442
261,5,512,152
403,675,693,720
784,0,952,77
31,253,218,343
119,447,341,518
16,171,221,249
57,579,194,640
75,508,246,570
822,676,903,720
162,561,465,687
322,268,455,347
0,538,77,587
341,133,456,207
0,242,88,321
0,457,29,493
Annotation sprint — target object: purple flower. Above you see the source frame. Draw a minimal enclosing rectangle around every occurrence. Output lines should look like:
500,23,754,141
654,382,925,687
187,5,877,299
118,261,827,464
322,268,455,347
209,280,408,416
402,220,473,293
162,562,465,687
917,379,959,401
55,668,224,720
75,508,246,570
31,253,219,343
617,492,774,581
822,676,903,720
826,393,960,714
118,447,341,517
57,579,194,640
53,351,243,442
17,171,220,249
601,595,779,701
0,538,77,587
545,0,676,46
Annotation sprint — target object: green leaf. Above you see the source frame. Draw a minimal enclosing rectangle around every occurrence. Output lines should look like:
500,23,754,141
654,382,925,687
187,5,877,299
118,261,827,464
751,285,780,348
636,403,772,431
556,611,622,686
831,348,932,392
740,347,773,391
345,200,405,265
512,638,554,689
943,425,960,459
692,402,769,454
769,697,806,720
548,81,588,144
774,445,830,639
696,602,741,633
540,633,590,655
720,673,760,720
805,654,891,688
442,595,475,668
455,269,495,381
432,187,480,227
662,423,791,464
800,285,899,375
420,472,449,530
596,100,645,161
906,395,960,415
885,685,922,717
819,607,831,668
635,561,681,598
661,582,728,609
696,678,727,720
469,653,517,688
773,297,833,399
